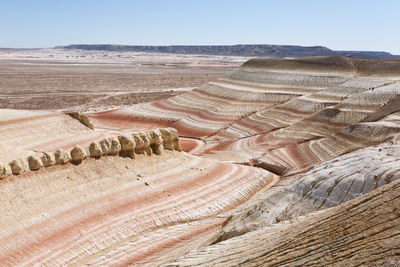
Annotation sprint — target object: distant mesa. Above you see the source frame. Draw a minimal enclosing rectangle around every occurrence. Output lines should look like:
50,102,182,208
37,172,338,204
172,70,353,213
57,44,400,59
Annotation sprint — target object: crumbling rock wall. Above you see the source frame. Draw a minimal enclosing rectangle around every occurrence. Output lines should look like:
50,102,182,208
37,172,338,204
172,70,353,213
0,128,182,178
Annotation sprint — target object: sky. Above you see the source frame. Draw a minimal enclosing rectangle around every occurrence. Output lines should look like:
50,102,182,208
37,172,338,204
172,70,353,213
0,0,399,54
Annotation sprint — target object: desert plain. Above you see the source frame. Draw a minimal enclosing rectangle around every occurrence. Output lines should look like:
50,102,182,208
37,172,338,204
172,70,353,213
0,49,247,111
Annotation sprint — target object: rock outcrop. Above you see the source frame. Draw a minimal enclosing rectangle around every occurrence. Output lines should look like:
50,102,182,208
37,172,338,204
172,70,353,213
160,128,183,152
0,128,183,178
66,111,94,129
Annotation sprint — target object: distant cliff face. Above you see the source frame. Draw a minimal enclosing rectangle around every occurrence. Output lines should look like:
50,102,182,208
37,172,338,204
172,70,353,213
57,44,399,59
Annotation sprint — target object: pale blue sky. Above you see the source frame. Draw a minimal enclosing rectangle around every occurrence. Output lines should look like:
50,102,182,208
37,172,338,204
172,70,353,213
1,0,399,54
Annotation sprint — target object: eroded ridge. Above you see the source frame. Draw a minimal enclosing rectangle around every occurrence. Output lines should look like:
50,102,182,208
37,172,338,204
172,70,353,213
0,127,182,178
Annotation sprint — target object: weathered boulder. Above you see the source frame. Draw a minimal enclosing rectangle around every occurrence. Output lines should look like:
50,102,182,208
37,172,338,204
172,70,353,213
28,155,43,171
0,163,9,179
139,133,152,155
66,112,94,129
99,139,111,155
9,159,23,175
70,145,87,164
131,133,145,155
160,129,174,150
169,128,183,152
147,129,164,155
89,142,103,158
118,135,135,158
41,152,55,167
160,128,182,151
108,137,121,155
80,114,94,129
54,149,71,165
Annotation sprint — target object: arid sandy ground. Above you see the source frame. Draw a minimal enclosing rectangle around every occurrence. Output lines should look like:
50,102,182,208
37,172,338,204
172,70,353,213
0,49,248,111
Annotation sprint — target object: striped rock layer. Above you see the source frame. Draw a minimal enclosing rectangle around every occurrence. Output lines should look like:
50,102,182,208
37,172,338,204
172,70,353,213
214,141,400,243
0,109,277,265
166,175,400,266
0,126,181,178
0,109,107,158
1,56,400,265
87,56,400,174
84,56,400,265
0,150,277,266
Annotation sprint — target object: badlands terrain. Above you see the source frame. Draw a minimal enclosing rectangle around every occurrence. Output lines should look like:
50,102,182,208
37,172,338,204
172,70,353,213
0,49,400,266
